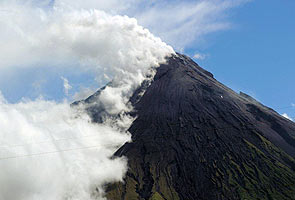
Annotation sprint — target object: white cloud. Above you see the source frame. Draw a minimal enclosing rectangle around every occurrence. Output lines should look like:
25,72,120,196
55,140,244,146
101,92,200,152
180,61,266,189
282,113,293,121
61,76,72,96
193,53,207,60
0,95,130,200
292,103,295,107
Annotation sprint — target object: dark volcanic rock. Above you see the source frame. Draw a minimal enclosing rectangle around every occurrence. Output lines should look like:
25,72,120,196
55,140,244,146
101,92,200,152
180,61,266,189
82,53,295,200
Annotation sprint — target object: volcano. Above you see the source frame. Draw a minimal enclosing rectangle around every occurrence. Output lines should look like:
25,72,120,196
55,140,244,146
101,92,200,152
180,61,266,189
80,53,295,200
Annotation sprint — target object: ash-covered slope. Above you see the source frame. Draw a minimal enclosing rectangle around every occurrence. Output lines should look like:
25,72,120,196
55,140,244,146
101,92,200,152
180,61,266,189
83,54,295,200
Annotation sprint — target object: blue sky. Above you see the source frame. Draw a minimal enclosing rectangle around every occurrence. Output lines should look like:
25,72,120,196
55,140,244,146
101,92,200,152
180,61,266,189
0,0,294,119
190,0,295,119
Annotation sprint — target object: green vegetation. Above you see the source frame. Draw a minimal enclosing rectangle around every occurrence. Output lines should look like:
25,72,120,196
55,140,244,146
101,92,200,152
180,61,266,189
106,131,295,200
149,192,165,200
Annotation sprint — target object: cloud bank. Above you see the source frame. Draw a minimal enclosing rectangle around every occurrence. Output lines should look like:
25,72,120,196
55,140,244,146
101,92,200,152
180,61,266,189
0,96,130,200
0,1,174,200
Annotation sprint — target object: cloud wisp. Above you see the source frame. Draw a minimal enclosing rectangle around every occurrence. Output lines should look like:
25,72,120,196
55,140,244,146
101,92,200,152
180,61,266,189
61,76,72,96
54,0,250,51
193,53,208,60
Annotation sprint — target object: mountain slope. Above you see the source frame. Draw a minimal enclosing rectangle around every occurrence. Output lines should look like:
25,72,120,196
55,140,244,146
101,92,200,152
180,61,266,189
82,54,295,200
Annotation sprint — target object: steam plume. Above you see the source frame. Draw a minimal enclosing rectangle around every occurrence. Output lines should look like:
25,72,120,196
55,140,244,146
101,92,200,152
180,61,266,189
0,1,174,200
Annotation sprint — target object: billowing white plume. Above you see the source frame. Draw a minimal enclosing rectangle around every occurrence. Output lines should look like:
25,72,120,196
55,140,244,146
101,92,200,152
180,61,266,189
0,1,174,200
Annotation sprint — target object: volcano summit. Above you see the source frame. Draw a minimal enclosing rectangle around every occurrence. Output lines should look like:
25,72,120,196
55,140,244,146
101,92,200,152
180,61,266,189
80,53,295,200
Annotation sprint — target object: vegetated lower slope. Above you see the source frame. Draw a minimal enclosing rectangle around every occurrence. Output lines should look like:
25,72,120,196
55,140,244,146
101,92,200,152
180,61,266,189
81,53,295,200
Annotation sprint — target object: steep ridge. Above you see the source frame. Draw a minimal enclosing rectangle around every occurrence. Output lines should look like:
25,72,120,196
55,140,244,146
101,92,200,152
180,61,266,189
81,54,295,200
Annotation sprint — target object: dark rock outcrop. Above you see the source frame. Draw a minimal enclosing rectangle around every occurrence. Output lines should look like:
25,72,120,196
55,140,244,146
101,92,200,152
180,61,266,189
80,53,295,200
